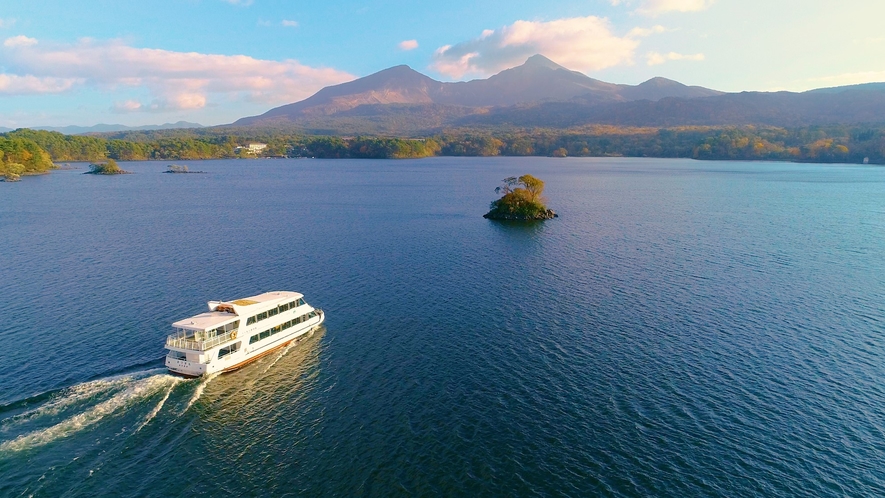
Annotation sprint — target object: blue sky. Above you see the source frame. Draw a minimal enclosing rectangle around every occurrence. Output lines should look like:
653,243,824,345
0,0,882,127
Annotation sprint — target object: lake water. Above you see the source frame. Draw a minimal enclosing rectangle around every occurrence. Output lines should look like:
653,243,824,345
1,157,884,496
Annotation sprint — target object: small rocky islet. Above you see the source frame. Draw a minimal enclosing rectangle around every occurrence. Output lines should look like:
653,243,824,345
164,164,207,174
483,174,557,221
84,159,132,175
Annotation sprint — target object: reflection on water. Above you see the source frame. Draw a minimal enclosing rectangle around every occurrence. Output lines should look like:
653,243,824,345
486,218,552,253
200,326,326,417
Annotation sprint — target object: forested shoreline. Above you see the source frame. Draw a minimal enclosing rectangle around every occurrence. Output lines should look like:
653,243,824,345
0,136,56,181
1,124,884,178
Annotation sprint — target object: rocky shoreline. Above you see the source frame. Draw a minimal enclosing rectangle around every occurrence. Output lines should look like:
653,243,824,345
483,209,558,221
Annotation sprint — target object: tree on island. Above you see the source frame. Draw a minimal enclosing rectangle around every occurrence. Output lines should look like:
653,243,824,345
86,158,130,175
484,174,557,220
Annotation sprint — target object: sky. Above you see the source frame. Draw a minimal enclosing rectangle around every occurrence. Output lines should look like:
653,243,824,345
0,0,883,128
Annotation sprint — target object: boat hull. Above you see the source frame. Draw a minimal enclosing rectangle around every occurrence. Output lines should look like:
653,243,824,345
166,310,324,377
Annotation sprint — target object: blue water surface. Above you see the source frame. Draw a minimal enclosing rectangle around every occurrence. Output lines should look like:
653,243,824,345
1,157,884,497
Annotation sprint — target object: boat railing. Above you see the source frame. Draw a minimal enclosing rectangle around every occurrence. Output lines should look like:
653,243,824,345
166,329,239,351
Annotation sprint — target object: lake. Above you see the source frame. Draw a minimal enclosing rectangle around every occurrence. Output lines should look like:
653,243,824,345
1,157,884,496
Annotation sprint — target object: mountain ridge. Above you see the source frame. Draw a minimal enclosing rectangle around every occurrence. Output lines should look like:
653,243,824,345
0,121,204,135
234,54,723,127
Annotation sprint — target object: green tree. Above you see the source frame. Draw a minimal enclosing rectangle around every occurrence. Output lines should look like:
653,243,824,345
518,174,545,204
488,175,550,219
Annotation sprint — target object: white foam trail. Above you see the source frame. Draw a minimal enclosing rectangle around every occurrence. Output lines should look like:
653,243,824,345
134,377,183,433
1,369,166,431
182,373,219,413
0,374,178,453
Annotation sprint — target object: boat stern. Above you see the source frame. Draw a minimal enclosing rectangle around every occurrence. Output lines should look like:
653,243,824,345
165,351,210,377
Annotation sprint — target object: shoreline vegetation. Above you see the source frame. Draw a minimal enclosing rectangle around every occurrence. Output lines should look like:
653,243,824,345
485,175,557,221
0,136,55,181
0,124,883,181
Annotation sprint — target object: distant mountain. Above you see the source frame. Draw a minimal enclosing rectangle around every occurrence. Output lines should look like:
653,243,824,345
229,55,885,133
233,55,722,127
462,87,885,128
805,82,885,94
5,121,205,135
616,76,725,102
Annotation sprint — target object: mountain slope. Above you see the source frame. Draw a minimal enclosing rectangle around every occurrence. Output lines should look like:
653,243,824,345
233,55,722,127
247,65,443,123
462,88,885,128
231,55,885,132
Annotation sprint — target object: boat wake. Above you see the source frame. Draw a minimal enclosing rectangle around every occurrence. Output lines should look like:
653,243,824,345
182,372,219,413
134,379,182,433
0,370,184,453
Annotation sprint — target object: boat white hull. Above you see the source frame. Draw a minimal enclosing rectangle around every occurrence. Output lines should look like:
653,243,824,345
166,311,324,377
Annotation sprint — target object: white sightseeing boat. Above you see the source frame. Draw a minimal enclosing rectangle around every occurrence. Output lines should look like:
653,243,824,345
165,291,324,377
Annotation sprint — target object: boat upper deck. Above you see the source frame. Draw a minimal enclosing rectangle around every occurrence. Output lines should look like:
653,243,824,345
172,291,305,331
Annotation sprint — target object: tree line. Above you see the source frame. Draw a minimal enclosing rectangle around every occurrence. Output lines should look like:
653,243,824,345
0,137,55,181
2,125,884,168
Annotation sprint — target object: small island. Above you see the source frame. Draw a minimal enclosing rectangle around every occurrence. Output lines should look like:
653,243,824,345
484,174,557,221
164,164,206,174
85,159,132,175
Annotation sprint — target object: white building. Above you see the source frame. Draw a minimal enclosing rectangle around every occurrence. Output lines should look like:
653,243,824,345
236,143,268,155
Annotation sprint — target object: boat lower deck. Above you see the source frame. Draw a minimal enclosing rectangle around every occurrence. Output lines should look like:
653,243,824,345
167,323,320,377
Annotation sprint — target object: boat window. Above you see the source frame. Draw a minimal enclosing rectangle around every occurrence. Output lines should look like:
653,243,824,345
218,342,241,359
260,330,271,340
258,311,268,321
288,300,297,308
250,334,260,344
282,320,291,330
247,316,256,325
298,298,305,306
168,351,187,360
279,303,289,312
268,307,278,317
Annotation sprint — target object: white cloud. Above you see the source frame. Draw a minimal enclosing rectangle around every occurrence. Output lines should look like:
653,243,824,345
398,39,419,51
431,16,659,78
0,18,16,29
627,25,667,37
281,20,299,28
635,0,714,15
646,51,705,65
0,74,80,94
112,100,143,113
4,35,37,47
0,37,353,108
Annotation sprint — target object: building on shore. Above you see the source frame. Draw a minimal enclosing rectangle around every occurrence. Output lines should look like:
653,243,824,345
235,143,268,155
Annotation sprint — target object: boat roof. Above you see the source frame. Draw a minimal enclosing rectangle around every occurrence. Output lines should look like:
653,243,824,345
172,291,304,330
172,311,238,331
